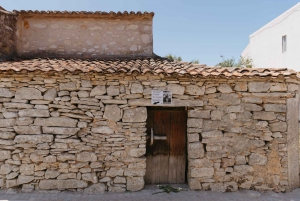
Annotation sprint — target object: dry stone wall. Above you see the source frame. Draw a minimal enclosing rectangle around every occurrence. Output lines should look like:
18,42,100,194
0,71,298,193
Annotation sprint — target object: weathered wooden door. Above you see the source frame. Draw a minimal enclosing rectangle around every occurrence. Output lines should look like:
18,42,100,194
145,107,187,184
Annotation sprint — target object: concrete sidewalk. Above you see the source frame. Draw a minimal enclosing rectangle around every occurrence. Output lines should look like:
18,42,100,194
1,185,300,201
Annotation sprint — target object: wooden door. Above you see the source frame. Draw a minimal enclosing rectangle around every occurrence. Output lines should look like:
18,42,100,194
145,107,187,184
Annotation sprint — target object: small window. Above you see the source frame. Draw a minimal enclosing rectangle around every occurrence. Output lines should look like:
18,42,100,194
282,35,287,53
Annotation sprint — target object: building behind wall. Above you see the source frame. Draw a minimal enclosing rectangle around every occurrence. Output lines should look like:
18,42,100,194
0,7,299,193
241,3,300,71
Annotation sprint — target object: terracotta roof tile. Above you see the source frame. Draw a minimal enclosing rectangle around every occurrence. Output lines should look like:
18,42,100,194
0,58,298,79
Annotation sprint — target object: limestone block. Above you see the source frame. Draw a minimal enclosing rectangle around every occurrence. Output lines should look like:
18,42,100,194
226,105,243,113
14,135,53,144
270,83,287,92
234,82,247,91
128,148,146,157
0,119,16,127
235,156,246,165
166,84,185,95
0,132,15,139
90,85,106,96
90,162,102,169
19,109,49,117
16,117,34,126
102,99,127,104
39,179,88,190
263,104,286,112
190,167,214,177
107,86,120,96
34,117,77,127
288,83,298,92
122,107,147,122
188,142,204,159
217,84,232,93
211,110,223,120
188,110,210,119
20,164,34,175
0,150,11,161
243,103,263,111
185,85,205,96
253,112,276,120
221,158,235,168
205,87,217,94
77,152,97,162
249,153,267,166
2,112,18,119
106,168,124,177
71,162,89,169
242,97,262,104
103,105,121,122
15,88,42,100
42,127,80,135
44,88,57,101
187,118,203,128
57,173,76,180
30,153,44,163
124,169,146,177
131,83,143,94
0,164,12,174
172,99,204,106
7,173,18,180
81,80,92,88
91,126,114,134
188,134,199,142
248,82,271,92
13,126,41,134
84,183,106,194
59,82,77,91
202,130,223,138
127,177,144,191
233,165,254,175
45,170,60,179
189,178,202,190
269,122,287,132
78,91,89,98
82,173,98,183
0,88,15,97
43,156,57,163
114,176,126,183
17,175,34,185
189,158,213,168
57,154,76,162
3,103,34,109
6,179,17,188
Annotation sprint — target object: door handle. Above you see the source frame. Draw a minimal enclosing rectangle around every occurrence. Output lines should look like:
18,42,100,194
148,127,167,145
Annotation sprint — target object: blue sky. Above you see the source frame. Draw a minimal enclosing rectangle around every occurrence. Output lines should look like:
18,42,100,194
1,0,299,65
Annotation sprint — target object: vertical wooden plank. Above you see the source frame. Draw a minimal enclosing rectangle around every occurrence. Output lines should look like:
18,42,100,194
145,155,152,184
287,97,300,190
159,111,170,183
169,110,187,183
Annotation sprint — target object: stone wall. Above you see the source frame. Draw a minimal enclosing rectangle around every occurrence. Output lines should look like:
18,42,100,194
15,14,153,59
0,10,17,60
0,71,298,193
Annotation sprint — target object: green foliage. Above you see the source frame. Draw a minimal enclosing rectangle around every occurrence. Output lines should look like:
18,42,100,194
165,54,199,64
217,55,253,68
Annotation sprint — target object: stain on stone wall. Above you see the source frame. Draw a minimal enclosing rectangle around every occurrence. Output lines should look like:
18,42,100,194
0,10,17,61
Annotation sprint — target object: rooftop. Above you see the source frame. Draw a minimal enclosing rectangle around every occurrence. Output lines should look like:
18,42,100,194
0,58,298,79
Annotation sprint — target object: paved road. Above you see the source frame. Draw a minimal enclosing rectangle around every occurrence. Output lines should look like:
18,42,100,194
1,185,300,201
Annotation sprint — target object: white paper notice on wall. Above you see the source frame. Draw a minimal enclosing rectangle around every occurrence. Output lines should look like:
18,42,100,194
151,90,172,105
